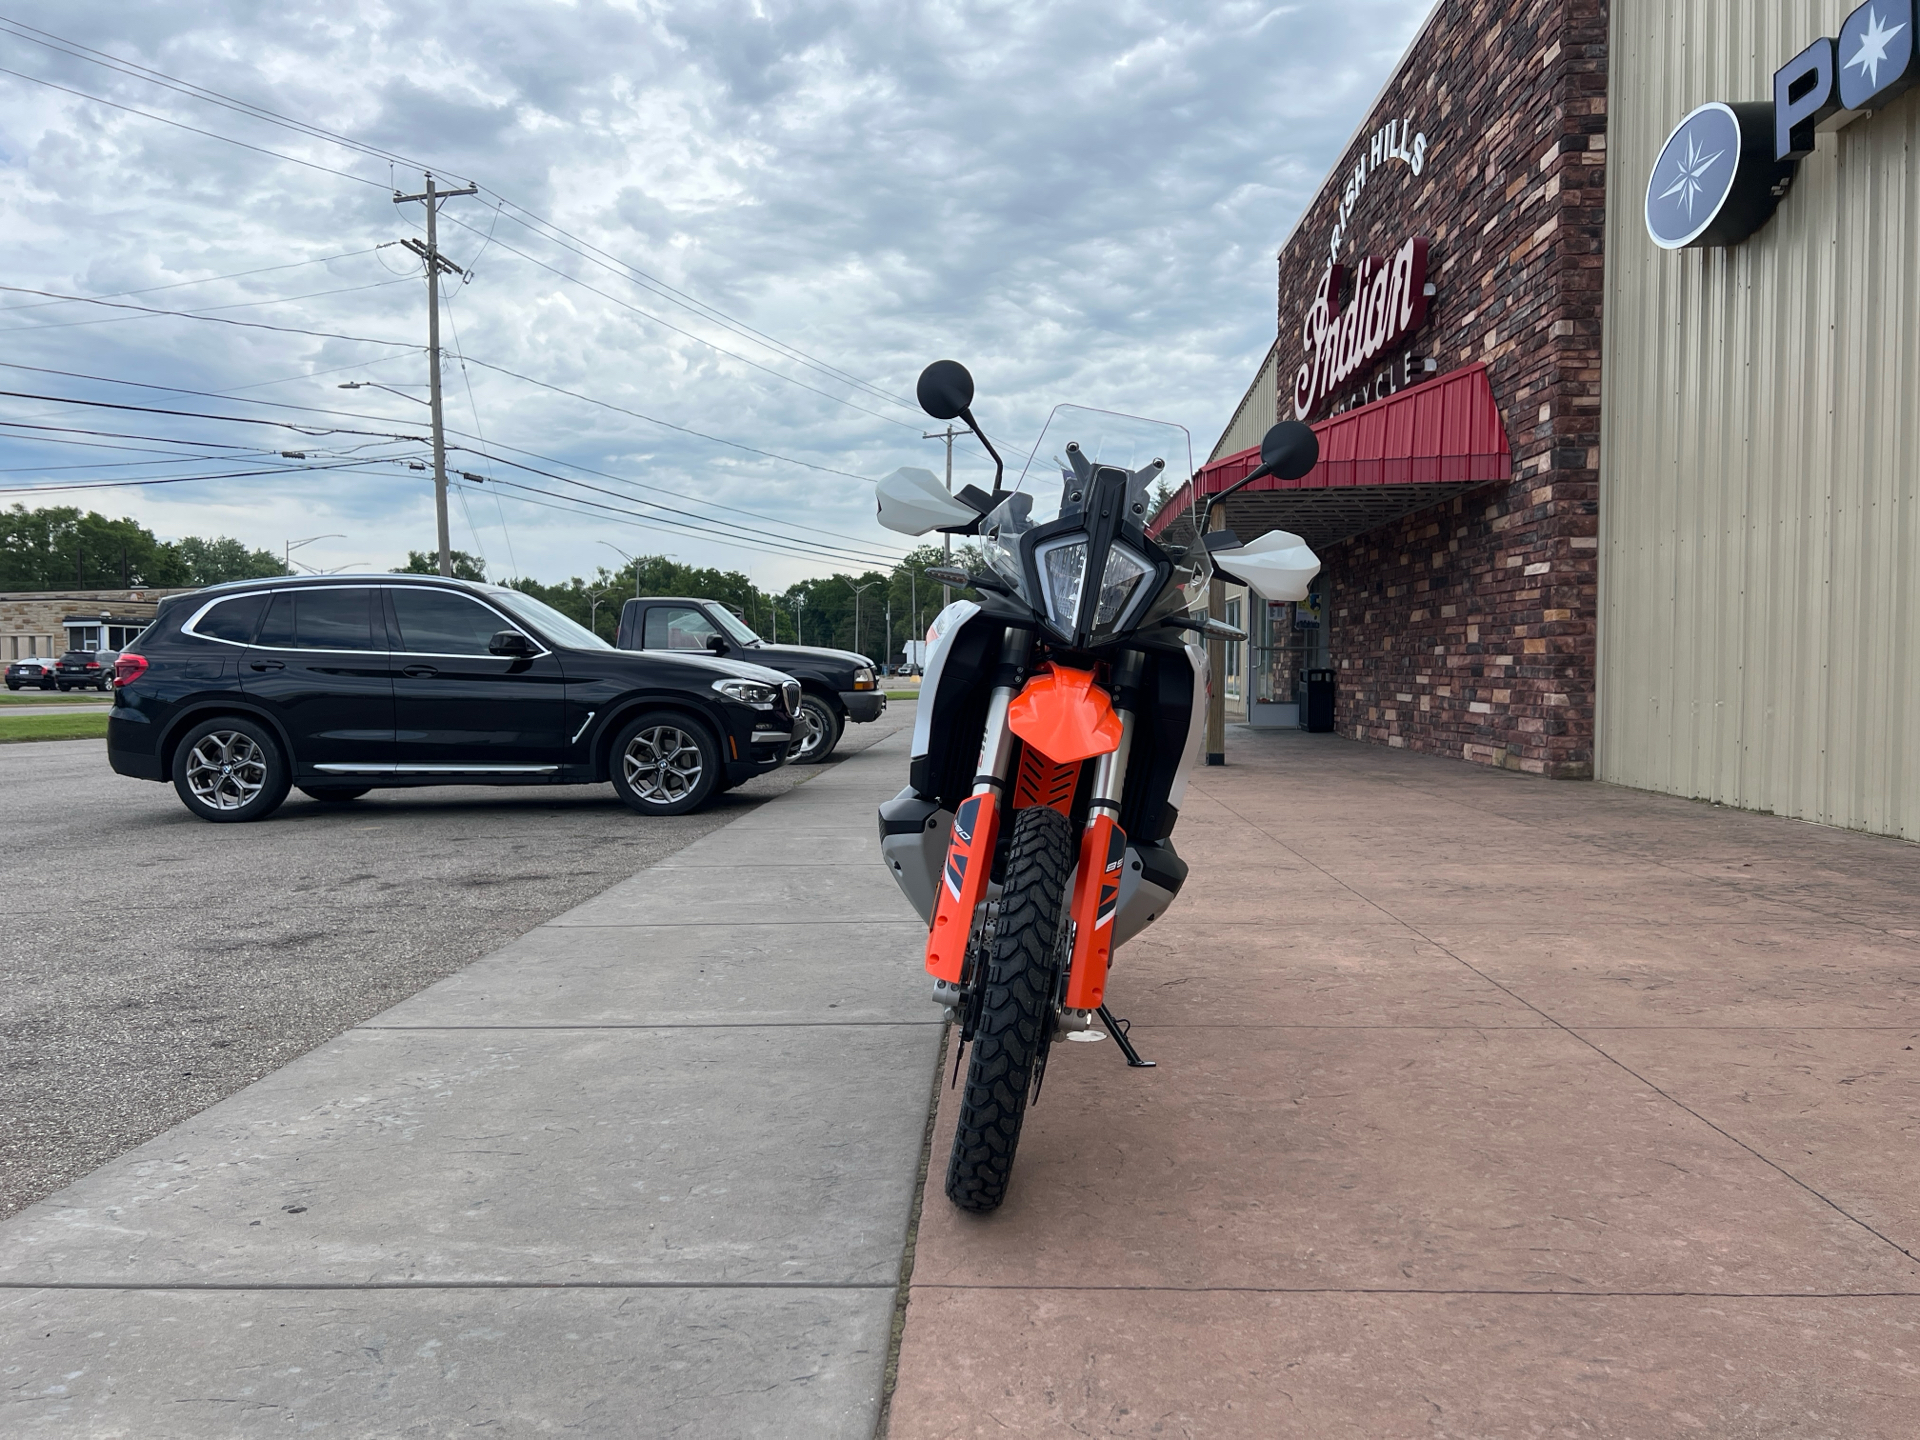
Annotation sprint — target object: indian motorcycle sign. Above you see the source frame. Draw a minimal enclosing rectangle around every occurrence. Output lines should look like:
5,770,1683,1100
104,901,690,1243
1292,116,1437,420
1292,237,1431,420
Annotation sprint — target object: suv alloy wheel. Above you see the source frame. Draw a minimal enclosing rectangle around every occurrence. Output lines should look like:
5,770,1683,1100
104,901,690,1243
171,716,292,823
609,711,721,816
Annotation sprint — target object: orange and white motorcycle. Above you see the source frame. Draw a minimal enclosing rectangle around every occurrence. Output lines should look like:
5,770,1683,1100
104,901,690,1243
876,361,1322,1211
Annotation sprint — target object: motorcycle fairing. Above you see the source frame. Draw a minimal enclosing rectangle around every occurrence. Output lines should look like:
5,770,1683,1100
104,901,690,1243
925,790,1000,982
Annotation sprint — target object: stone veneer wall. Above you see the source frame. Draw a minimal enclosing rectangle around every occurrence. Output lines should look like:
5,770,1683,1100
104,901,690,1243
1274,0,1609,778
0,589,194,659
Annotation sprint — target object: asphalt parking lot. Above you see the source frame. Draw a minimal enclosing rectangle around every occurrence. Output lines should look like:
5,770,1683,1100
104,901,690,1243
0,704,912,1220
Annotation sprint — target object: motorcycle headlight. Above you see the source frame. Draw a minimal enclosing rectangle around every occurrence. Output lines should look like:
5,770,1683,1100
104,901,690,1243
1093,542,1152,631
712,678,779,709
1035,536,1088,637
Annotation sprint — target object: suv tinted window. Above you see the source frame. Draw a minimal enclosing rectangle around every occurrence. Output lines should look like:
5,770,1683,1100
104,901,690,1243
255,589,378,651
390,588,509,655
643,605,722,651
193,593,268,645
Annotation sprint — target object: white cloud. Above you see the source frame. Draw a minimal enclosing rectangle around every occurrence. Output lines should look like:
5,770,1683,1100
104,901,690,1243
0,0,1433,587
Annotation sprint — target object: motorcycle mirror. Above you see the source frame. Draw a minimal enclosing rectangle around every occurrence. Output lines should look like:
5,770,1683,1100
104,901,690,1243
1259,421,1319,481
875,466,979,536
916,360,975,420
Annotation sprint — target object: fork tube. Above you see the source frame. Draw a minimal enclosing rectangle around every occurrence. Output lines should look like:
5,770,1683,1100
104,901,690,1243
924,626,1033,985
1063,650,1144,1012
972,626,1032,795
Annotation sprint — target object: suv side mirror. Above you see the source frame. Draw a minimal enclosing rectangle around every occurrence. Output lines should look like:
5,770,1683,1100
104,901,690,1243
489,630,536,657
705,634,730,655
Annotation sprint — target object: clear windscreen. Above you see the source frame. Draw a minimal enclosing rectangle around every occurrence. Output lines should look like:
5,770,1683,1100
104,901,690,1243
979,405,1203,621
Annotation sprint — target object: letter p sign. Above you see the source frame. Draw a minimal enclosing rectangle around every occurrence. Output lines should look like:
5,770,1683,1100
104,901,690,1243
1776,37,1840,159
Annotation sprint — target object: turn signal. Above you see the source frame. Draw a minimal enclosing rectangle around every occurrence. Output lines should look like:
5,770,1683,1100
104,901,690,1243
112,652,148,688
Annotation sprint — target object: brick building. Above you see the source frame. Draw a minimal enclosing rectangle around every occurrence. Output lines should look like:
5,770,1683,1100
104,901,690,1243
1154,0,1609,778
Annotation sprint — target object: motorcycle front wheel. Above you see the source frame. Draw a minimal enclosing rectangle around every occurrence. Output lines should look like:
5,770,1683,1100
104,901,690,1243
945,803,1075,1213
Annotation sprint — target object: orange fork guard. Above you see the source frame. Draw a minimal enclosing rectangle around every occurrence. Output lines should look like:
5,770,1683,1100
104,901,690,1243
1064,812,1125,1010
925,791,999,983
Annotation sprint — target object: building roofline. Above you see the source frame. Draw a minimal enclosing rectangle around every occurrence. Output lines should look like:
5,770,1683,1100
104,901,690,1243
1271,0,1447,265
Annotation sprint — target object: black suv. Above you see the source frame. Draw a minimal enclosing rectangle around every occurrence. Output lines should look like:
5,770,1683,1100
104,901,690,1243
108,575,801,823
55,650,116,692
615,597,884,763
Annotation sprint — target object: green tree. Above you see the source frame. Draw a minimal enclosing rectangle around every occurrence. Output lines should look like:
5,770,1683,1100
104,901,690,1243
167,535,282,585
397,550,488,582
0,504,277,590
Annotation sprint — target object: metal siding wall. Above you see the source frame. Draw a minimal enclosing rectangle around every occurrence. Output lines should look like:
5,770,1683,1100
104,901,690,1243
1210,347,1281,463
1600,0,1920,839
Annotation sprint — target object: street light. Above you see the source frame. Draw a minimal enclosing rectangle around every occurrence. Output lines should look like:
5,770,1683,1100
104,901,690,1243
285,534,344,572
599,541,642,601
846,579,876,659
791,592,806,647
584,585,608,639
338,381,428,407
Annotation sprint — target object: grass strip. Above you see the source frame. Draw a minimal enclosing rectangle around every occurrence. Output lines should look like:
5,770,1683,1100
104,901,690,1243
0,711,111,743
0,693,111,706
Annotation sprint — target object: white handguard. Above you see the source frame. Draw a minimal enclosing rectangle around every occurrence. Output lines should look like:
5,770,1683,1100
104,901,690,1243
875,467,978,536
1210,529,1321,601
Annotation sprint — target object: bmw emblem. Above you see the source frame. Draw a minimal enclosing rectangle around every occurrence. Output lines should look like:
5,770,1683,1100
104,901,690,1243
1645,101,1795,250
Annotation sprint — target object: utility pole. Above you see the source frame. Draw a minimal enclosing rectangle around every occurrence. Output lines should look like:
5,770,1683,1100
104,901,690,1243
923,424,960,610
792,593,806,646
393,173,478,578
847,580,876,660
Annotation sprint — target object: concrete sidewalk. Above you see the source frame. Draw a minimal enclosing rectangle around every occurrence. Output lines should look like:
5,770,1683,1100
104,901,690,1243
0,728,937,1435
891,727,1920,1438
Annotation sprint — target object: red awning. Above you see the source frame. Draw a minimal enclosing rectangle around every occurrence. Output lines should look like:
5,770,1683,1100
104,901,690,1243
1149,362,1512,550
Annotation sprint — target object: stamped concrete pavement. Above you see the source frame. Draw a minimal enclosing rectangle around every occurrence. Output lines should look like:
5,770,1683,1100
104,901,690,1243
0,725,940,1437
889,726,1920,1439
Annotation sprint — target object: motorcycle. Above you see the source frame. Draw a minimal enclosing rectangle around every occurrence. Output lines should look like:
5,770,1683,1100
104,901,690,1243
875,360,1323,1212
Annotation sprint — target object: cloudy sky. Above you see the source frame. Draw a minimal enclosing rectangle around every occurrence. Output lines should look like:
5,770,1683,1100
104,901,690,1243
0,0,1434,589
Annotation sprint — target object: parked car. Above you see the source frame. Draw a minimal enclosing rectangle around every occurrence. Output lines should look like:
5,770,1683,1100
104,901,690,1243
55,650,117,692
615,597,883,763
107,575,801,823
6,657,59,691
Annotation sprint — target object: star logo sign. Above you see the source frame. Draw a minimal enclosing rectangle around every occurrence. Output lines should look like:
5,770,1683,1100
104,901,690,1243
1658,131,1725,220
1846,6,1908,88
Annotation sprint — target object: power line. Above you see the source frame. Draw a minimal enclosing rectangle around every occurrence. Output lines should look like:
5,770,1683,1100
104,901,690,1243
451,355,875,481
0,284,414,348
451,452,899,568
0,456,416,496
0,246,391,314
452,476,898,571
0,388,427,441
439,210,918,430
0,63,387,189
0,277,416,333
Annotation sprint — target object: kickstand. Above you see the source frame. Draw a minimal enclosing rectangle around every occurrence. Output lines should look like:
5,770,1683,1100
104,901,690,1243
1098,1005,1156,1068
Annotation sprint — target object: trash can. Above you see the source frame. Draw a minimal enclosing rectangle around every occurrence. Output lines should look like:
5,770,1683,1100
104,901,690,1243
1304,669,1336,733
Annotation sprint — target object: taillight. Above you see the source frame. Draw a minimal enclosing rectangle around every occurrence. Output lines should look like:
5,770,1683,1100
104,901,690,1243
112,653,148,688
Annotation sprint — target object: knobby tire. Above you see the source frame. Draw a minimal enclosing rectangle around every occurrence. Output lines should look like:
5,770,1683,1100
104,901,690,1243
944,803,1074,1213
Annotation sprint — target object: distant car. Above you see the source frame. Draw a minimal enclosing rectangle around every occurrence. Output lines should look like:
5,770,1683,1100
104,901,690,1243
107,575,801,823
5,657,59,691
615,597,884,764
55,650,116,692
